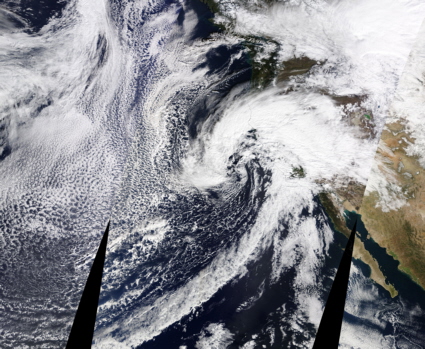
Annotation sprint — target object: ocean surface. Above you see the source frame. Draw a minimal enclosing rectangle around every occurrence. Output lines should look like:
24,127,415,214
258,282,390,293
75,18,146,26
2,0,425,348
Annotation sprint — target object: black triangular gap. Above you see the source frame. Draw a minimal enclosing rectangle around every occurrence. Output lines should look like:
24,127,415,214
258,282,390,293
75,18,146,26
66,221,110,349
312,220,357,349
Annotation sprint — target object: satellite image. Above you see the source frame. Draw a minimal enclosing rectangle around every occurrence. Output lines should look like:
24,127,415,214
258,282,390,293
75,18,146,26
1,0,425,348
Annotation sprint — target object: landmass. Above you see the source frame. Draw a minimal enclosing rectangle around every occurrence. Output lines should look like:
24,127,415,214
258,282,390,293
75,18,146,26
360,122,425,288
356,21,425,291
199,0,423,297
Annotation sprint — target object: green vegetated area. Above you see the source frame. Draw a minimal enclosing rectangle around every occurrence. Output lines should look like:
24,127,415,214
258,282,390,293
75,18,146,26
244,41,321,88
242,37,280,88
199,1,278,88
199,0,221,13
318,193,350,237
199,0,319,89
290,166,306,179
200,0,282,15
399,266,421,284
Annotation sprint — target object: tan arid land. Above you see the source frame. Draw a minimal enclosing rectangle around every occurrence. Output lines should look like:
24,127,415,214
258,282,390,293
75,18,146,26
319,189,399,298
202,0,424,298
356,21,425,293
360,123,425,289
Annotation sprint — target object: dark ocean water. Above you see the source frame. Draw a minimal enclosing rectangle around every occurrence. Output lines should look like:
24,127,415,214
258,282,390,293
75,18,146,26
91,2,357,347
95,2,346,347
345,211,425,306
344,211,425,346
187,1,252,139
3,0,68,33
6,0,418,347
133,196,348,348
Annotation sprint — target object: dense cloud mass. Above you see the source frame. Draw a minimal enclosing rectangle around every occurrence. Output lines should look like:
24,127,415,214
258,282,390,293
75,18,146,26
1,0,425,348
